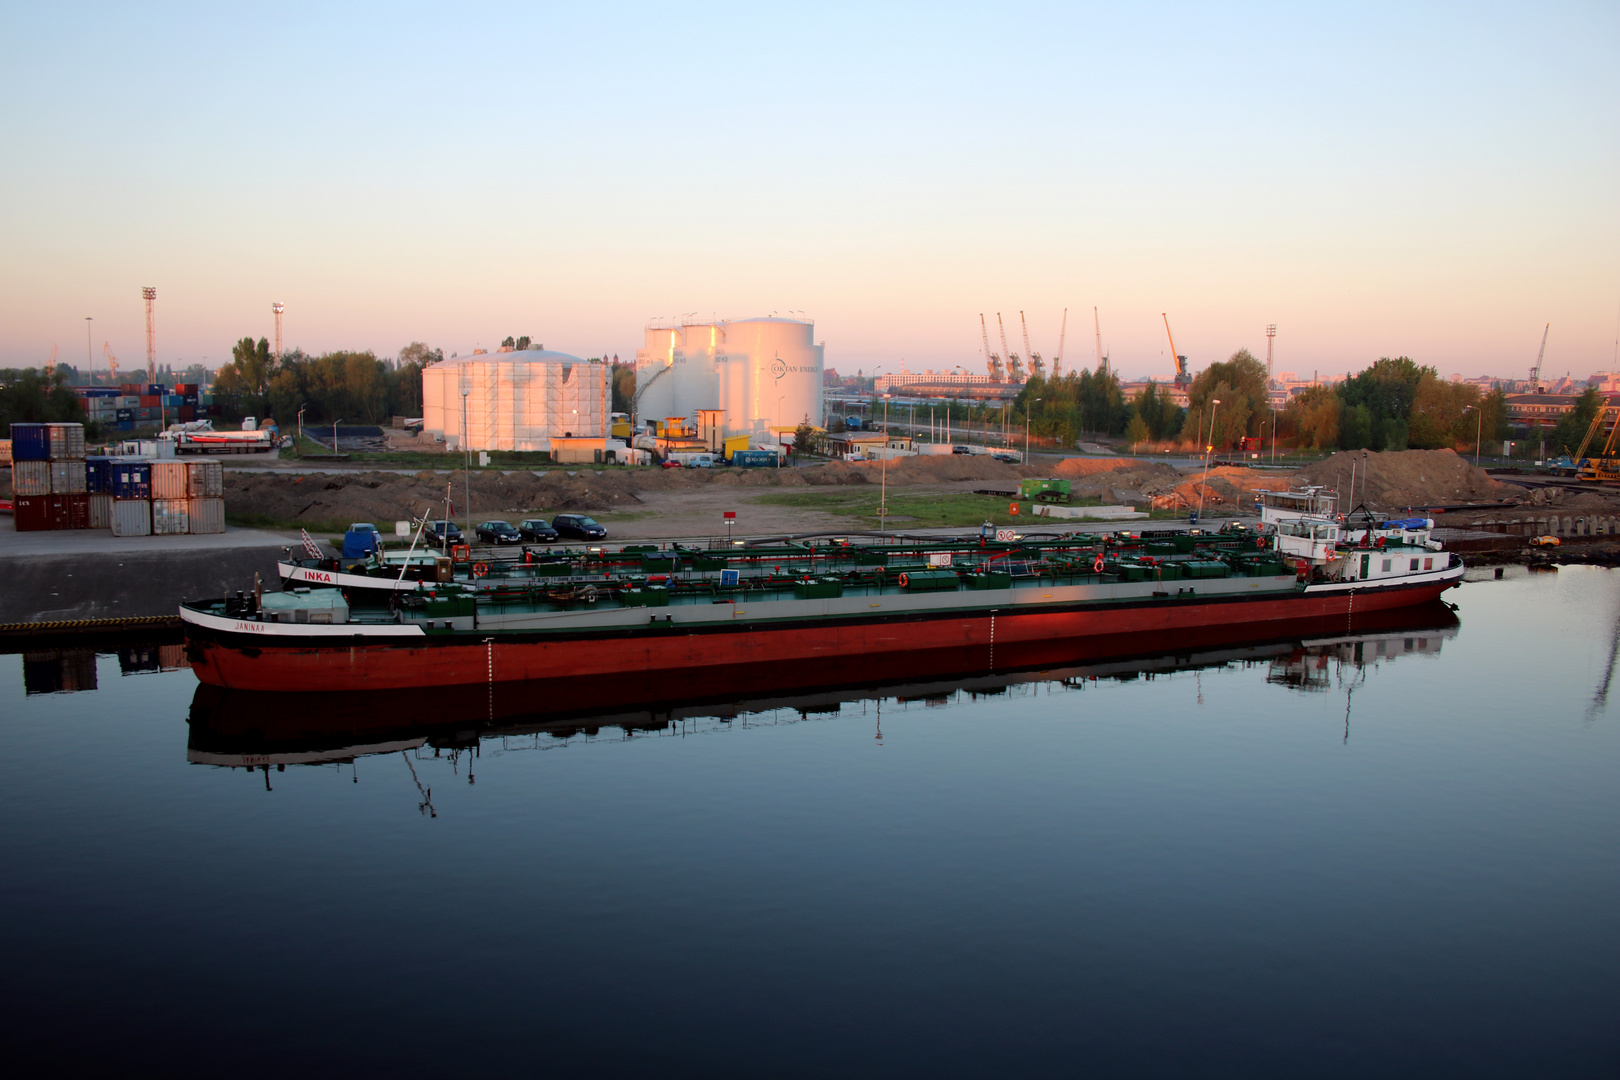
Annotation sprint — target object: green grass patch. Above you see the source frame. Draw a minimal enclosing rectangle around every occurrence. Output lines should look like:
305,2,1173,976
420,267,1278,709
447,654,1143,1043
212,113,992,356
748,490,1139,529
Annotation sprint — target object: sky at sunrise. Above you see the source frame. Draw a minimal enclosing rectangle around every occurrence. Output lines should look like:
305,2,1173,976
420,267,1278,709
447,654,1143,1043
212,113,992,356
2,1,1616,381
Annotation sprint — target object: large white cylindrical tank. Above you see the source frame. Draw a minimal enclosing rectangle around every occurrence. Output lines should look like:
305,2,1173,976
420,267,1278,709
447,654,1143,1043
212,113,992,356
677,322,723,420
633,327,681,425
720,318,822,437
421,350,602,451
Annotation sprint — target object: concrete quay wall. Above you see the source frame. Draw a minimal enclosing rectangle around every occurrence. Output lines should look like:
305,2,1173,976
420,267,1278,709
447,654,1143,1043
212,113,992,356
0,522,296,627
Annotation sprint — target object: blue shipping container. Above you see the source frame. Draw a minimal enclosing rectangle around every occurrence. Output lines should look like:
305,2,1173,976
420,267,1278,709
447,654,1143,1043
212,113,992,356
116,421,134,432
8,423,50,461
162,395,182,406
732,449,779,467
115,408,134,422
85,456,115,494
111,461,151,500
146,384,165,396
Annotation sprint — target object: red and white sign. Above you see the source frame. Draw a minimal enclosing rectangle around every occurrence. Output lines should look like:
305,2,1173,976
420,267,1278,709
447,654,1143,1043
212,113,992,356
995,529,1017,542
723,511,736,520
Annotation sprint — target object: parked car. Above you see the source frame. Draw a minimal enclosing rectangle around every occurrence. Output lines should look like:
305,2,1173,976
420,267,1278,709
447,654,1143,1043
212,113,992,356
660,458,682,468
426,520,463,546
952,445,972,455
552,513,607,540
475,520,522,544
991,453,1019,464
518,518,559,543
348,522,383,542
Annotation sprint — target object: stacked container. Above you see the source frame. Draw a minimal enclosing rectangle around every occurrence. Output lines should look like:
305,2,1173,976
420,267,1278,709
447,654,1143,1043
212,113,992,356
110,459,152,536
185,459,225,533
8,423,88,531
150,460,189,534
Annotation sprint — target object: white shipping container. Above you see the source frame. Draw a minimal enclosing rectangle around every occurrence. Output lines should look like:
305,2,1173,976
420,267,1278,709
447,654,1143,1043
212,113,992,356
111,499,151,537
150,460,189,500
185,459,223,497
186,497,225,534
88,493,112,529
46,423,85,460
152,498,189,535
11,461,51,496
49,460,87,493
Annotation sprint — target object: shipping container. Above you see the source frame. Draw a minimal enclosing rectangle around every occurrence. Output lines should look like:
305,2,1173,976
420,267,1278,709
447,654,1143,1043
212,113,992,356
115,408,134,422
88,493,112,529
186,496,225,534
13,494,52,531
162,395,182,406
62,492,89,529
84,456,114,494
139,395,158,408
11,460,51,496
111,461,151,500
152,498,189,535
46,423,85,460
731,449,780,468
185,459,223,497
146,384,165,396
9,423,50,461
150,460,189,500
111,499,151,537
49,460,87,493
117,396,139,407
116,421,134,432
177,405,195,422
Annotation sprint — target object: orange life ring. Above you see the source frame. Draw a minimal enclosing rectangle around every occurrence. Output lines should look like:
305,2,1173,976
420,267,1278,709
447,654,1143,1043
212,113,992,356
472,562,489,578
1256,537,1266,548
1093,554,1105,573
898,572,910,587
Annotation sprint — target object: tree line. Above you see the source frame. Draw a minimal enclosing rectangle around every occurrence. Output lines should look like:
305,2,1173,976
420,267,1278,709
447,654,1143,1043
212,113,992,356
1000,349,1510,454
0,368,88,436
212,338,438,427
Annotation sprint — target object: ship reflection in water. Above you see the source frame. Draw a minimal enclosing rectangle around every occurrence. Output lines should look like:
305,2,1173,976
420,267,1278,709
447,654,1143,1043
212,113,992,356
185,601,1460,791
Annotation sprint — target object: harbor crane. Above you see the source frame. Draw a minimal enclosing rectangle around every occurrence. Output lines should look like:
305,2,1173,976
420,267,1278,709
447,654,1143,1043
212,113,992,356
980,314,1003,381
998,313,1023,382
1021,311,1043,378
1529,323,1550,392
1161,313,1191,387
1054,308,1067,377
103,342,120,383
1094,307,1106,373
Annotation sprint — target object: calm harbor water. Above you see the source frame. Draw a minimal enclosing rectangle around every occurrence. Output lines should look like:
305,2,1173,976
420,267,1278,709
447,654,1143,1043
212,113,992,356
2,569,1618,1077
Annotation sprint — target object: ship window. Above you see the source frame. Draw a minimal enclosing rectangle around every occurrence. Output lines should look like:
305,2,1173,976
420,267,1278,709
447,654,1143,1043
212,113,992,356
1424,558,1433,570
1381,559,1392,573
1410,558,1419,570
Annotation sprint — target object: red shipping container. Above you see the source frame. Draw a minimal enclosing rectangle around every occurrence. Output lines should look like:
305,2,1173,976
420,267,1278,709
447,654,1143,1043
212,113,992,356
13,494,52,531
139,395,159,407
178,405,195,421
63,493,90,529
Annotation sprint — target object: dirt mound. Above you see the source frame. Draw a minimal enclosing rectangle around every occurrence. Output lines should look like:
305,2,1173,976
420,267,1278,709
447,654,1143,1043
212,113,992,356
858,454,1029,485
226,468,650,524
1289,449,1513,510
1050,457,1139,478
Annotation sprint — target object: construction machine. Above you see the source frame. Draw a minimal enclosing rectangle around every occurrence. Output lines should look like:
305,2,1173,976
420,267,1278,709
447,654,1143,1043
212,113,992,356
1161,313,1191,388
980,314,1003,381
1570,403,1620,481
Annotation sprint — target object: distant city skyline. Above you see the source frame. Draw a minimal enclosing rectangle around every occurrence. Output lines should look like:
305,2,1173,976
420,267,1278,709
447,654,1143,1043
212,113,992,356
4,3,1616,380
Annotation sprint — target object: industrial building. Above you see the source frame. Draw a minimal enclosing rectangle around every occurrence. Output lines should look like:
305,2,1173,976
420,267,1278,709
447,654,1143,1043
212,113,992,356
421,347,607,452
633,317,823,441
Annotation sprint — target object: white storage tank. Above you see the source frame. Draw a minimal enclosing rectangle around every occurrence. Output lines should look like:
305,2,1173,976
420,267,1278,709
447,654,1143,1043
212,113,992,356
633,326,682,427
422,349,607,451
720,317,823,438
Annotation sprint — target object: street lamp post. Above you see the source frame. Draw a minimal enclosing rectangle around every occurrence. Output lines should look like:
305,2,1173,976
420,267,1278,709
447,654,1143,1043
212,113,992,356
1025,398,1042,463
1197,399,1222,521
1465,405,1483,465
297,404,306,446
879,393,891,523
332,418,342,453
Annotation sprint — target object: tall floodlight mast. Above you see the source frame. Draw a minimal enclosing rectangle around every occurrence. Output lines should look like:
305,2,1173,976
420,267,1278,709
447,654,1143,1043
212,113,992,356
273,302,285,362
142,286,157,381
1265,324,1277,384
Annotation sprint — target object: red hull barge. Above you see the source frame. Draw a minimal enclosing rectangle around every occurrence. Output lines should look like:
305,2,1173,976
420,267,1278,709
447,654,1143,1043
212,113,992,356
183,574,1459,693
